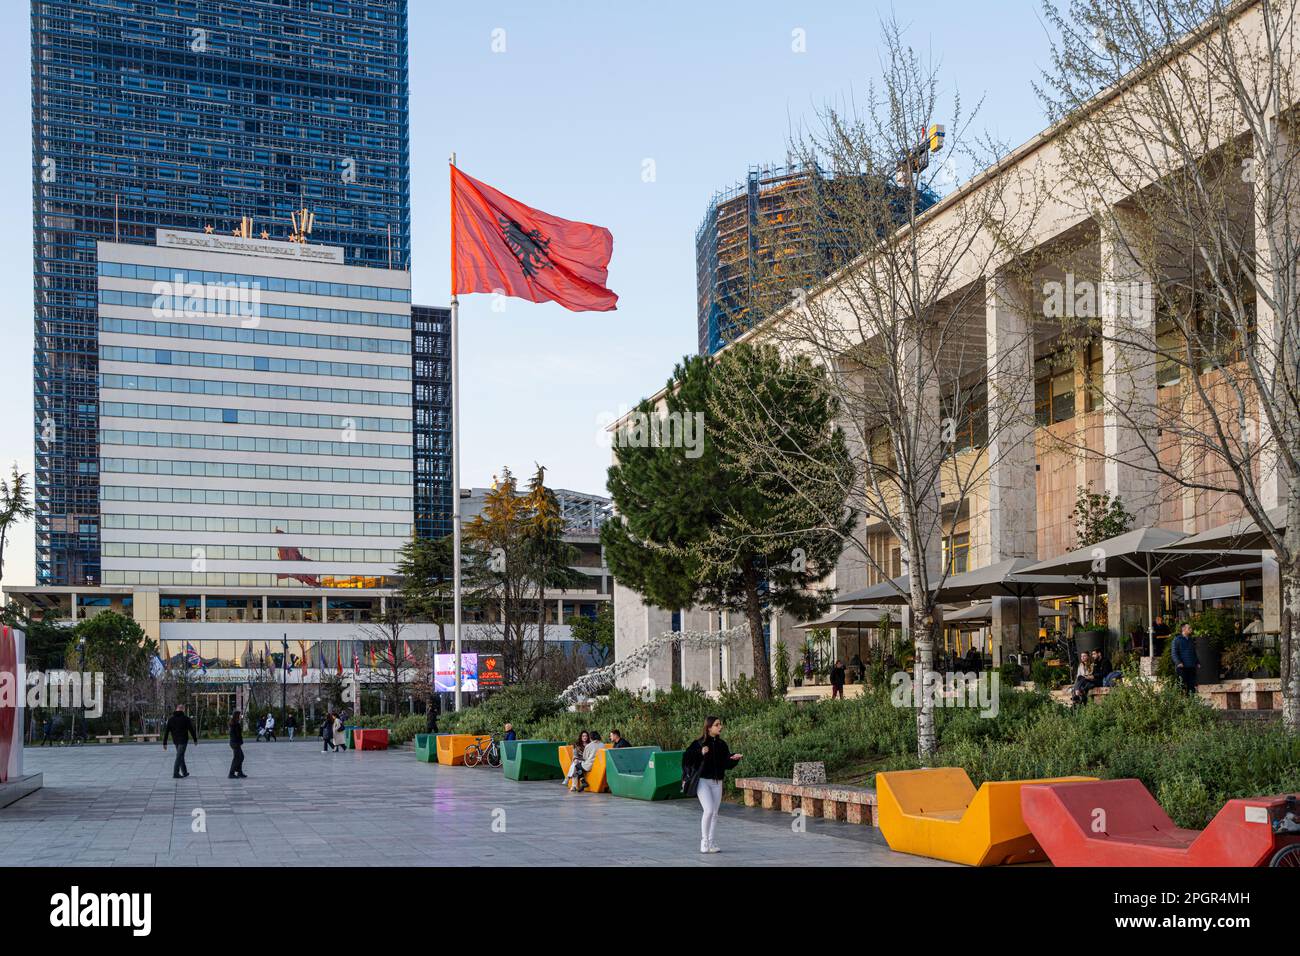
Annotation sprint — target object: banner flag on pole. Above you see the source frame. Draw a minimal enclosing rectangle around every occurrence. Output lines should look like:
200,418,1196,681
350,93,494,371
450,165,618,312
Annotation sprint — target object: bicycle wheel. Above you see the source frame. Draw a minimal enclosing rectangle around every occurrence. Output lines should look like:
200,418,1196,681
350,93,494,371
1269,844,1300,867
486,745,501,769
463,745,481,767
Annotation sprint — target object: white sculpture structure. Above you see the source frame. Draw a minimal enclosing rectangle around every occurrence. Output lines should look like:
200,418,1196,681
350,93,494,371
559,623,750,704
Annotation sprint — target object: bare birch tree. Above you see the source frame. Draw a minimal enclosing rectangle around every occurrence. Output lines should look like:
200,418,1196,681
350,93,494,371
729,17,1048,757
1039,0,1300,729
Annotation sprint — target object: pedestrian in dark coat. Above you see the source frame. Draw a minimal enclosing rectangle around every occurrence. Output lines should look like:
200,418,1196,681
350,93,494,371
228,710,247,778
162,704,198,778
1171,623,1200,694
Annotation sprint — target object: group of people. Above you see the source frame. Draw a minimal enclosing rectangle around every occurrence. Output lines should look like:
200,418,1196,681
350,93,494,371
253,712,298,742
1069,647,1120,706
159,703,249,779
320,711,348,753
562,728,631,791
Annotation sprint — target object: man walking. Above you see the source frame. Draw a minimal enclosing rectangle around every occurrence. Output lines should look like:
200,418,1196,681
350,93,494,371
285,712,297,741
162,703,198,778
1171,623,1200,694
830,660,846,700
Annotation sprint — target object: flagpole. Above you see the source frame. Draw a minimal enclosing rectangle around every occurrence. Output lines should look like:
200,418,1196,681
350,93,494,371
450,152,463,712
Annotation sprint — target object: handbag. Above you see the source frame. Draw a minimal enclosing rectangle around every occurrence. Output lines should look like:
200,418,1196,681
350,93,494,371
681,742,705,797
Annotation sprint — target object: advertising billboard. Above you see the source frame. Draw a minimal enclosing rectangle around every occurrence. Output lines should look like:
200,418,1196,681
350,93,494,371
433,653,478,693
477,654,504,690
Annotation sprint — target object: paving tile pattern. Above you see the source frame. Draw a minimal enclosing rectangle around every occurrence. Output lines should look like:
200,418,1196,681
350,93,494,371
0,743,947,867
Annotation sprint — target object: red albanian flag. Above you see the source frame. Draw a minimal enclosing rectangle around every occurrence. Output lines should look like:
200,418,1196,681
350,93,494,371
451,165,618,312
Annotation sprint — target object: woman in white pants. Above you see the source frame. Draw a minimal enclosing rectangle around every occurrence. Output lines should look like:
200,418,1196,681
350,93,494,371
682,716,743,853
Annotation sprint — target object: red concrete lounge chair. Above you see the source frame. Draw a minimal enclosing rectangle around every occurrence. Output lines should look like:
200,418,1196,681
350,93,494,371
1020,778,1300,867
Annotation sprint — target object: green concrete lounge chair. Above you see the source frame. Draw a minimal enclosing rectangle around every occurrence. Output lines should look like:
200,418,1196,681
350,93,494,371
501,739,565,781
604,747,686,800
415,734,436,763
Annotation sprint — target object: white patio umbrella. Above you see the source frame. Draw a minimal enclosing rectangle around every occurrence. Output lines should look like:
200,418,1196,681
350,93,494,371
1161,505,1286,551
1023,527,1256,656
945,601,1069,623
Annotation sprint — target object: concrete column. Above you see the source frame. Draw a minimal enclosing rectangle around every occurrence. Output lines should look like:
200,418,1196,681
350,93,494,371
985,270,1040,662
70,592,79,621
556,597,564,626
1254,123,1297,633
832,362,872,596
1100,209,1159,521
612,580,672,694
322,594,328,622
261,594,268,622
200,593,206,623
1100,209,1160,643
898,330,945,659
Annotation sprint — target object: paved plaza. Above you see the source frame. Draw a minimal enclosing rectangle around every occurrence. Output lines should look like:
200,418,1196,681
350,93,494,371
0,742,944,867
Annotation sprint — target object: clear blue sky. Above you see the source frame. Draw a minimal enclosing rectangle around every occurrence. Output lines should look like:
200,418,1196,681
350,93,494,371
0,1,1056,586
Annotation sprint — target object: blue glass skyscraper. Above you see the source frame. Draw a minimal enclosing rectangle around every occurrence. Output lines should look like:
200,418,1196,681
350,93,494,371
32,0,411,585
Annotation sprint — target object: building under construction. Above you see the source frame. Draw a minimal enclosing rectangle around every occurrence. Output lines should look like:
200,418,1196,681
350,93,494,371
695,163,940,355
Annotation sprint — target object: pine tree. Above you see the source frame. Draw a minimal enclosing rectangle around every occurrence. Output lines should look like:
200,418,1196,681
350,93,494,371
603,346,854,698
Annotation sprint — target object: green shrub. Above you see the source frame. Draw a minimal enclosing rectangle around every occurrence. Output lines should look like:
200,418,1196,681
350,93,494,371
442,673,1300,820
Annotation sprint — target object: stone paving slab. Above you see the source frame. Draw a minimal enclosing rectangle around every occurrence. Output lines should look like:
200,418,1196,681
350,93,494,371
0,742,950,867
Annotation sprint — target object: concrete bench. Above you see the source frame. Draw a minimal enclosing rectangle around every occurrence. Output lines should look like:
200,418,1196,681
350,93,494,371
132,734,160,743
94,734,124,744
1201,679,1281,711
734,777,878,825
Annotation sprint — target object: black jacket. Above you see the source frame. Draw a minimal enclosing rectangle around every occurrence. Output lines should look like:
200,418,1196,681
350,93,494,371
229,720,244,746
612,738,630,748
830,665,846,687
683,735,739,781
164,712,197,746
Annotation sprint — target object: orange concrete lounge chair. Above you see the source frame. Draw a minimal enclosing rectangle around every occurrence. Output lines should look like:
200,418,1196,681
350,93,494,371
876,768,1096,866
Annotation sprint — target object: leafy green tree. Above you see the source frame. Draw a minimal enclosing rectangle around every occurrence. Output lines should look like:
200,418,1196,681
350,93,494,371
0,464,33,583
568,604,614,666
64,611,156,735
1070,484,1135,547
396,532,492,652
604,346,854,698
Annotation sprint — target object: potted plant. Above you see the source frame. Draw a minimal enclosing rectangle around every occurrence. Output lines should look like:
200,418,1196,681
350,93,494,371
1189,608,1237,684
1074,623,1107,655
774,639,791,696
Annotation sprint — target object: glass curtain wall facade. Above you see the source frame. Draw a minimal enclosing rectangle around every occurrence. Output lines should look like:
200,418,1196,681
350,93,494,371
411,305,452,541
32,0,410,585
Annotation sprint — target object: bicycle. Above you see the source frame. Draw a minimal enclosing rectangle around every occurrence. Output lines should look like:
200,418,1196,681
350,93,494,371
463,735,501,768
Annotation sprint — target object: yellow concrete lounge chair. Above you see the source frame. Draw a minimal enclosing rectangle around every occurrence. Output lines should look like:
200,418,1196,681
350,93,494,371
875,768,1096,866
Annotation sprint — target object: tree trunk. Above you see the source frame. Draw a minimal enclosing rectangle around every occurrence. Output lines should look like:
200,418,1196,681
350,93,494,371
742,563,772,699
537,576,547,663
910,585,937,760
1283,572,1300,734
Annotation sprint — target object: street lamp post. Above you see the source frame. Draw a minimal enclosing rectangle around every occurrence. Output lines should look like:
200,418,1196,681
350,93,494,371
281,634,288,724
76,636,86,744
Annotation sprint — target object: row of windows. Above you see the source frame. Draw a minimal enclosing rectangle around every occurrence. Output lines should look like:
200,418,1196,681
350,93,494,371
100,458,411,485
101,401,410,434
103,543,399,563
100,374,411,407
102,571,397,588
101,430,411,460
98,261,411,303
103,513,411,536
101,346,412,381
100,314,411,355
101,485,411,511
99,288,410,330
